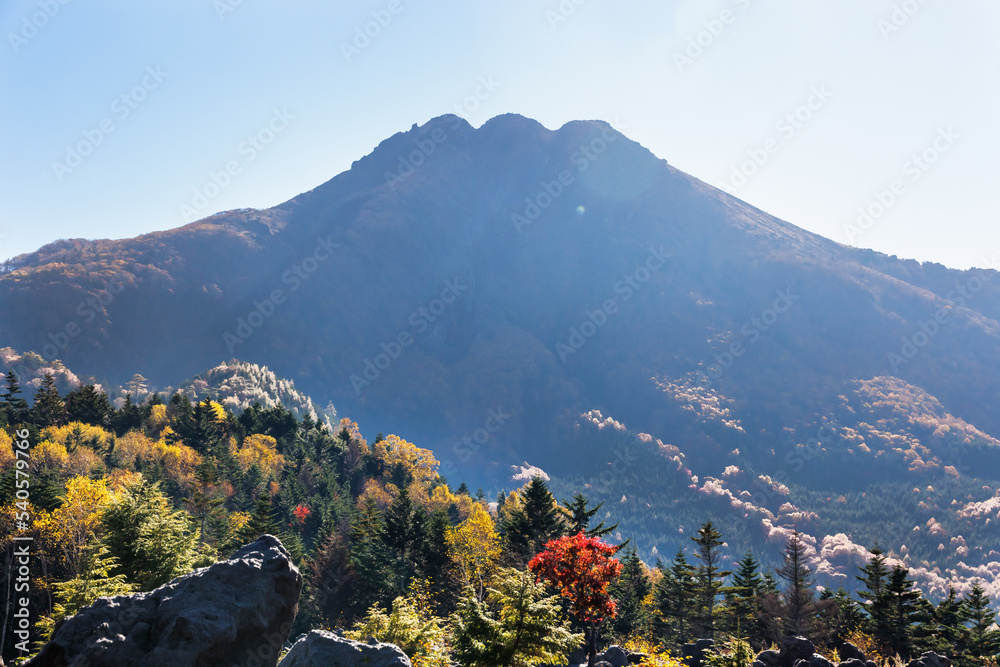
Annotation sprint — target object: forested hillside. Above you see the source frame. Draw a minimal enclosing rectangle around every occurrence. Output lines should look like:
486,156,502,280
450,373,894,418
2,375,997,665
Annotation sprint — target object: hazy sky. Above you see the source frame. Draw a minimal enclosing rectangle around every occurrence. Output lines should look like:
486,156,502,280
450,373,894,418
1,1,997,269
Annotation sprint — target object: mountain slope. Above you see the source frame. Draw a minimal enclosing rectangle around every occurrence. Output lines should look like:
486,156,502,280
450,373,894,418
2,114,999,493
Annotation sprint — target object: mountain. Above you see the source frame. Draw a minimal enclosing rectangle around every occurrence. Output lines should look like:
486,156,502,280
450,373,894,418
2,114,1000,598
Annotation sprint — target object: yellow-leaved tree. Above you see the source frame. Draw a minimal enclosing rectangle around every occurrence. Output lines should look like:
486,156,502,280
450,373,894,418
230,434,285,478
34,476,113,577
372,435,440,489
445,503,502,601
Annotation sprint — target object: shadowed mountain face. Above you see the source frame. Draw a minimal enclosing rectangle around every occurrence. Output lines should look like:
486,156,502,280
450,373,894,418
3,114,1000,492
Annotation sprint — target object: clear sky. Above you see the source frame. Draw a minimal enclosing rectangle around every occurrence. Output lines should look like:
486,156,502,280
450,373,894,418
1,0,997,269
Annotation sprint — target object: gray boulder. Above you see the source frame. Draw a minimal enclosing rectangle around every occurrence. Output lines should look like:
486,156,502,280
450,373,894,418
595,662,614,667
756,649,781,666
603,645,630,667
781,637,816,667
27,535,301,667
278,630,410,667
568,646,589,665
837,660,867,667
838,643,868,663
905,652,951,667
795,655,834,667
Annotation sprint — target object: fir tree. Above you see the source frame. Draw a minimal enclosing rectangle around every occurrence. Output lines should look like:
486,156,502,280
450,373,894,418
503,476,563,563
857,546,893,653
884,563,922,659
1,370,29,425
33,373,67,427
961,581,1000,662
609,548,652,639
724,551,766,644
776,530,816,637
691,521,731,639
561,493,618,538
655,550,698,646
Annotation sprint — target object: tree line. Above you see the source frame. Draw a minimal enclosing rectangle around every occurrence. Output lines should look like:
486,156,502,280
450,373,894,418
0,373,998,667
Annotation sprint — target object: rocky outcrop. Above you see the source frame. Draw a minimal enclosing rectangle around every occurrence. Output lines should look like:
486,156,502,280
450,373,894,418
27,535,301,667
905,652,951,667
277,630,411,667
682,639,715,667
601,646,629,667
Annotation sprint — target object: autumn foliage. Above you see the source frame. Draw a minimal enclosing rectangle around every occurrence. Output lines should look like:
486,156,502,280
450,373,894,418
528,532,622,623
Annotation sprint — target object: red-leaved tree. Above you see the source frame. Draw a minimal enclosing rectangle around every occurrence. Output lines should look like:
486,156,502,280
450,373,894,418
528,532,623,667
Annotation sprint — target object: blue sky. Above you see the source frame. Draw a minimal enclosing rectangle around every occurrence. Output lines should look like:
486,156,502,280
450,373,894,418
1,0,997,269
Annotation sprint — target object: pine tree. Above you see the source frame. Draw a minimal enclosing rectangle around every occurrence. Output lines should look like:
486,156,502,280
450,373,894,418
691,521,731,639
64,384,112,427
609,548,652,639
724,551,766,645
923,587,965,656
654,550,697,646
503,477,563,563
452,567,584,667
383,487,429,593
817,587,865,648
857,546,893,653
33,373,67,427
884,563,922,659
1,370,29,425
35,543,136,641
776,530,816,637
561,493,617,538
100,478,200,590
961,581,1000,663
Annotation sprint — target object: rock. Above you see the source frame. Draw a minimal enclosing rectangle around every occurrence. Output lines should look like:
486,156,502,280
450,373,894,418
808,654,835,667
780,637,815,667
603,645,630,667
27,535,301,667
595,662,614,667
682,639,715,667
905,652,951,667
838,659,867,667
865,662,877,667
568,646,589,665
752,662,767,667
839,642,868,663
278,630,410,667
757,649,781,667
